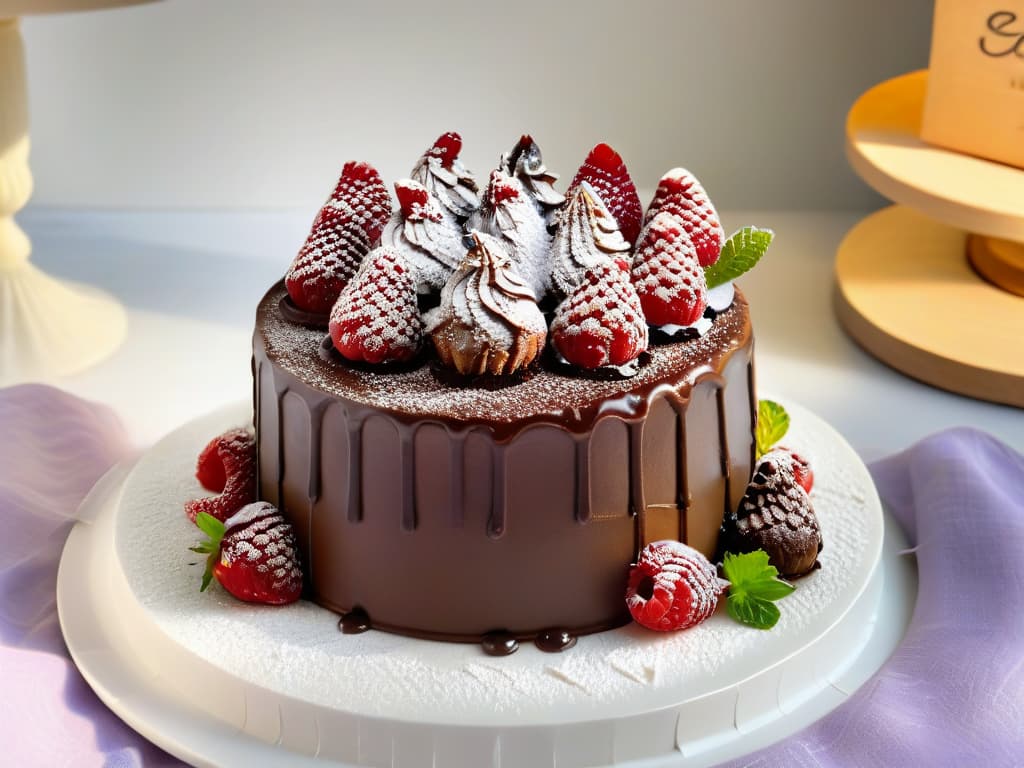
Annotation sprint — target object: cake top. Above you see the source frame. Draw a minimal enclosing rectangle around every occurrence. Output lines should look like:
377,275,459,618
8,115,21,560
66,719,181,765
257,282,751,433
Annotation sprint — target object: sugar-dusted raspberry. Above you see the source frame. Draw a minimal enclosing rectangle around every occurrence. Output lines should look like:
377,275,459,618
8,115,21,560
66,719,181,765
286,207,371,314
186,428,257,524
410,131,480,220
326,161,392,245
626,540,727,632
631,211,708,327
643,168,724,267
550,261,648,369
565,143,643,246
329,246,424,365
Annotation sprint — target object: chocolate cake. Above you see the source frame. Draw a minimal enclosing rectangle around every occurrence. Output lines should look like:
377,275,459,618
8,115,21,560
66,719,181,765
243,133,776,645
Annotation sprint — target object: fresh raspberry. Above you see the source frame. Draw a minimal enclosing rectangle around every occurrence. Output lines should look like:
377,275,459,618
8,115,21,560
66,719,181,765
286,207,371,314
565,143,643,246
186,429,256,525
486,169,521,206
192,503,302,605
394,179,444,222
550,261,648,369
722,453,822,578
626,540,727,632
424,131,462,169
411,132,480,219
329,246,424,365
327,161,392,246
643,168,724,267
773,446,814,493
631,211,708,327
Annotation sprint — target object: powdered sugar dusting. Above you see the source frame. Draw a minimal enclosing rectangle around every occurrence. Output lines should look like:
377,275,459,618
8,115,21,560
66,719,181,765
468,170,552,298
410,132,481,220
551,182,631,296
220,501,303,594
259,282,748,424
643,168,724,268
381,183,465,293
631,211,707,326
326,161,392,245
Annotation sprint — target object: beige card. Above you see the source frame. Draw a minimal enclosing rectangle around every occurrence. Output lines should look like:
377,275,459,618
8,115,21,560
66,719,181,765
922,1,1024,169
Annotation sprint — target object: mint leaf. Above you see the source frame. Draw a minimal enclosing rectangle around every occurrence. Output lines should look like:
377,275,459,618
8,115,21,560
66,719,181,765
704,226,774,289
722,550,795,630
727,594,782,629
746,579,795,601
755,399,790,459
195,512,226,541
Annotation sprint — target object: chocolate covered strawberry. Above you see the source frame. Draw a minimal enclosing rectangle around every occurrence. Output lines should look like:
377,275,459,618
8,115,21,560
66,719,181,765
565,143,643,246
626,540,728,632
410,131,480,220
286,206,371,314
186,428,257,525
631,211,708,327
191,503,302,605
643,168,724,267
329,246,424,364
326,161,392,246
550,261,648,369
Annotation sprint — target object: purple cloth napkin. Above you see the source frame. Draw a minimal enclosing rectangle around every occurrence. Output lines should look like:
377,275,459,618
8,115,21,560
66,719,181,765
724,427,1024,767
0,385,180,768
3,385,1022,766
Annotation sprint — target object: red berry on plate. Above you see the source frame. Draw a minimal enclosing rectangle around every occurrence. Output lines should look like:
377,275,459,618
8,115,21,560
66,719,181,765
186,429,257,525
643,168,724,267
774,446,814,493
327,161,392,246
631,211,708,327
329,246,424,365
565,143,643,246
550,261,648,369
626,540,727,632
192,504,302,605
286,207,371,315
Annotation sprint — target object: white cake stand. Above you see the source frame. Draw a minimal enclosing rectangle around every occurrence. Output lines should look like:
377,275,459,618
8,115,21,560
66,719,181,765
836,70,1024,408
58,399,908,768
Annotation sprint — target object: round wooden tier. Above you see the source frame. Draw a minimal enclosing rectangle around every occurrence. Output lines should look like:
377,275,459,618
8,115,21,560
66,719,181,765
835,206,1024,409
844,70,1024,299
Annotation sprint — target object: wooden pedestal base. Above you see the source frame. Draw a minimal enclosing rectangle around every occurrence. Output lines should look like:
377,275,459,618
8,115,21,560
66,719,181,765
835,206,1024,409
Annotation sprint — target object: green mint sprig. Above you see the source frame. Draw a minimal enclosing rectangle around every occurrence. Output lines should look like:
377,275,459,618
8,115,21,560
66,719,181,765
189,511,226,592
723,550,795,630
755,399,790,459
704,226,774,289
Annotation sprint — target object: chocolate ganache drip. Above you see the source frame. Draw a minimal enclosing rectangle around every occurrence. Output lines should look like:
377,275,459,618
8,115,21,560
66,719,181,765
430,231,547,376
551,181,631,296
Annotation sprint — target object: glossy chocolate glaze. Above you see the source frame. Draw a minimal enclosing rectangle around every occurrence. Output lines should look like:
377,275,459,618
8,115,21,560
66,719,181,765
253,282,756,642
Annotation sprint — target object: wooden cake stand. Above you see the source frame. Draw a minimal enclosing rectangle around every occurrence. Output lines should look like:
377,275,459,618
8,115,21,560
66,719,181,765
836,70,1024,408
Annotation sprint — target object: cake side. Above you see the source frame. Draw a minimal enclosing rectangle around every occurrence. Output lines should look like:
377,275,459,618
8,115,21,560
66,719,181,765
253,282,755,640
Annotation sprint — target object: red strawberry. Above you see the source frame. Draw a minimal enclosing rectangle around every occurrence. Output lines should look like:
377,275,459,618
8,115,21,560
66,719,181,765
631,211,708,327
411,132,480,219
643,168,724,267
329,246,424,365
286,207,371,315
327,161,392,245
550,261,649,369
565,143,643,246
626,540,728,632
424,131,462,169
774,447,814,493
192,504,302,605
394,179,444,222
186,429,256,525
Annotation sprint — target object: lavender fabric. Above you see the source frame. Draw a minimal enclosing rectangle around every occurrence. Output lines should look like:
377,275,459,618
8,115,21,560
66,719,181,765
1,385,1021,766
0,385,180,767
725,427,1024,767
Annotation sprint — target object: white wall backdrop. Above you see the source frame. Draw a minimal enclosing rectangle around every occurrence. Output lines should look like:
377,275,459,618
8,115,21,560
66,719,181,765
20,0,933,211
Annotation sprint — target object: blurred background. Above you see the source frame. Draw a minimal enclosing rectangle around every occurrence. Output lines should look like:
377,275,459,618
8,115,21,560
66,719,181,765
21,0,933,212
